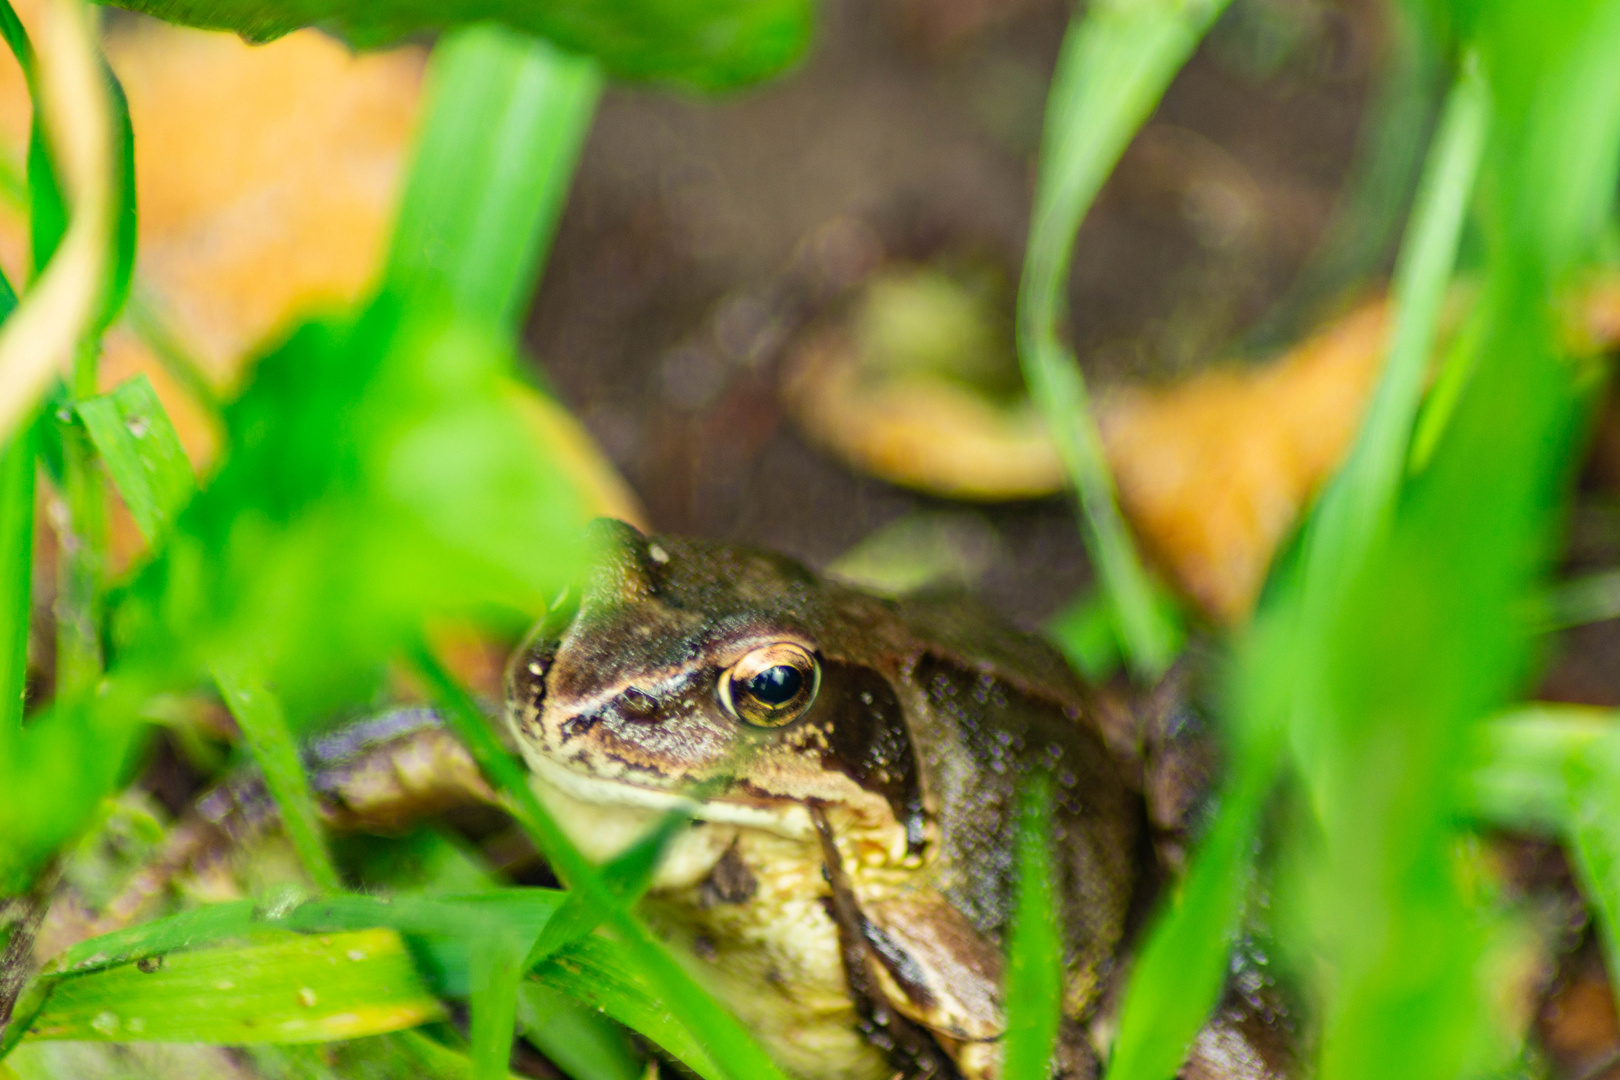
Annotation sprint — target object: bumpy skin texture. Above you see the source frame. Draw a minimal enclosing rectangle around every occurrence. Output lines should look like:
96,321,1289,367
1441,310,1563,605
506,520,1141,1080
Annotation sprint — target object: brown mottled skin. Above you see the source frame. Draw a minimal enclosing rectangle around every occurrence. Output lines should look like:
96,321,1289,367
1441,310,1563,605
506,520,1141,1080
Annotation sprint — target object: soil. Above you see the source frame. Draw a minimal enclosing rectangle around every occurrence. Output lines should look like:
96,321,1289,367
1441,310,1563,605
524,0,1384,628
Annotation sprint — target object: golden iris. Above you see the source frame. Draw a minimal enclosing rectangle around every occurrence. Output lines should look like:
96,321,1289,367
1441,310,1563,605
719,643,820,728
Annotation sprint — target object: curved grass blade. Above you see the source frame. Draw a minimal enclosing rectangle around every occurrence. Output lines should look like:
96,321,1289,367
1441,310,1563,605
1017,0,1230,679
1102,748,1272,1080
100,0,809,92
1106,58,1491,1080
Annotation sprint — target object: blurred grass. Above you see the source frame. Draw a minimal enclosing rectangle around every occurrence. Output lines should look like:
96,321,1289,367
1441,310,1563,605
211,665,343,894
1002,774,1061,1080
1018,0,1237,679
386,26,601,336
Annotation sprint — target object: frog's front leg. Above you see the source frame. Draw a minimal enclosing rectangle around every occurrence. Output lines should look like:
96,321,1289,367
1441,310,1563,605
809,805,1096,1080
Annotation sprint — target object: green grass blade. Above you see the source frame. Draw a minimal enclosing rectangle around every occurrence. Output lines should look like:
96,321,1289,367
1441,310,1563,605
1103,749,1273,1080
210,664,343,893
1003,773,1060,1080
515,981,642,1080
470,930,526,1080
0,409,34,736
533,938,725,1080
1017,0,1227,679
1460,705,1612,832
1291,62,1489,637
101,0,809,92
1462,705,1620,996
76,375,196,546
43,901,261,978
1538,568,1620,630
122,289,223,420
24,929,443,1044
526,807,691,968
408,640,790,1080
387,25,601,335
288,892,566,942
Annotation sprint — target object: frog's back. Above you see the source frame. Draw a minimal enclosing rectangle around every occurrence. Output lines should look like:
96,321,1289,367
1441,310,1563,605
896,594,1143,1016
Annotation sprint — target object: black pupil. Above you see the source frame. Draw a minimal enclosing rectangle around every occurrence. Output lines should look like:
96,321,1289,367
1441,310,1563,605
745,665,802,706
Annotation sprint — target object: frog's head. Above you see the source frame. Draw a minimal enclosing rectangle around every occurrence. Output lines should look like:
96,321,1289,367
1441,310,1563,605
505,519,928,854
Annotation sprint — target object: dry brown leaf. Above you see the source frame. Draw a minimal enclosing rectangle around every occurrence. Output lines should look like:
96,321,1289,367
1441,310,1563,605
784,326,1064,500
1100,299,1390,623
788,282,1620,625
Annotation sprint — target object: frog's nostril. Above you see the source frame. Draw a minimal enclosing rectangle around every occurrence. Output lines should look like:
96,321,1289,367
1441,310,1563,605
620,687,659,719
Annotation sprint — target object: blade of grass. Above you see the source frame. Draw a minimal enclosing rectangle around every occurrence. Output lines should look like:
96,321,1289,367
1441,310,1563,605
407,638,791,1080
524,806,690,969
0,416,34,735
1539,568,1620,630
76,374,196,546
515,981,642,1080
121,288,222,422
1288,60,1489,647
1102,746,1273,1080
386,25,601,335
532,938,725,1080
210,663,343,894
0,267,29,737
1461,705,1608,832
470,929,526,1080
1462,705,1620,994
1105,60,1489,1080
24,928,442,1043
1003,773,1060,1080
287,892,565,942
44,900,261,978
1017,0,1230,679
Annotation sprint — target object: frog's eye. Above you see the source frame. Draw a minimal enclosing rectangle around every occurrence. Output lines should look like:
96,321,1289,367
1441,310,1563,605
719,643,821,728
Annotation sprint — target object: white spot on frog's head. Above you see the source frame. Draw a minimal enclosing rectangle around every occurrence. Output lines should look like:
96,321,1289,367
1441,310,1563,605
648,543,670,564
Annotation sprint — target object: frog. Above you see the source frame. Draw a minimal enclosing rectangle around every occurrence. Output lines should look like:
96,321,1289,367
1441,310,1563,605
504,519,1144,1080
83,518,1287,1080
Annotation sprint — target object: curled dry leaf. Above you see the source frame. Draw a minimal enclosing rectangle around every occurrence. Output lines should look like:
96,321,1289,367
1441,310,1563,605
784,325,1063,500
1099,299,1390,623
787,282,1620,624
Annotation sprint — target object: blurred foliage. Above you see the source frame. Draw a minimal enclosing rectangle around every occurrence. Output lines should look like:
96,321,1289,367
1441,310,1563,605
0,2,799,1077
101,0,811,91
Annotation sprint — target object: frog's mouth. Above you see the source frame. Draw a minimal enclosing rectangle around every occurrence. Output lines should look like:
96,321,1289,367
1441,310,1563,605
519,741,819,842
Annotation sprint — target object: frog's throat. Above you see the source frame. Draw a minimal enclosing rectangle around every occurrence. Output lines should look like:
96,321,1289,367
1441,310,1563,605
520,743,817,841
